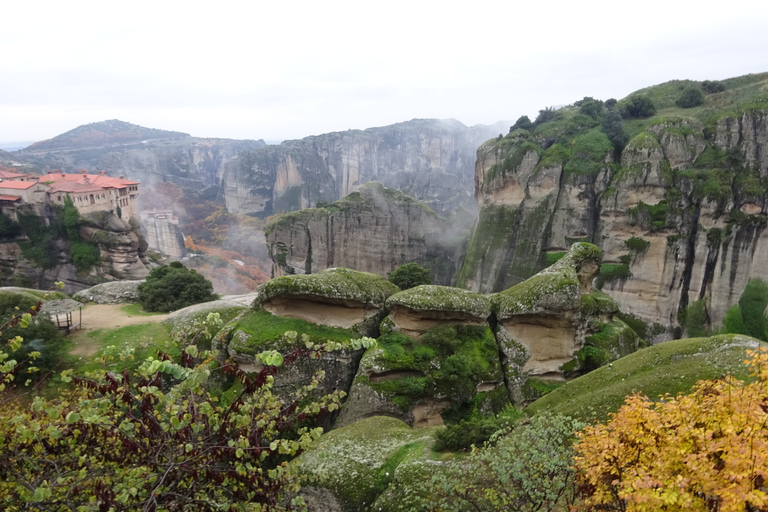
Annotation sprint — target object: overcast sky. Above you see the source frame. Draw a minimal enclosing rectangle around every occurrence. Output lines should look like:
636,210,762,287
2,0,767,144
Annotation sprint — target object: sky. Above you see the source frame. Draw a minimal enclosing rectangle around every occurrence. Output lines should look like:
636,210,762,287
2,0,768,145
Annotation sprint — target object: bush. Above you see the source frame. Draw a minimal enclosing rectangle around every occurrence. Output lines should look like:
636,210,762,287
534,107,560,126
702,80,726,93
675,86,705,108
739,278,768,341
575,97,604,119
138,261,217,312
677,298,709,338
619,95,656,118
426,414,585,511
434,407,523,452
574,349,768,511
509,115,533,132
601,110,628,151
387,262,431,290
0,213,21,239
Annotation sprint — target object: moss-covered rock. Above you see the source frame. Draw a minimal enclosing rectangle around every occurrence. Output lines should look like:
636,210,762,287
255,268,400,337
294,416,438,512
258,267,399,306
386,285,491,317
492,242,601,318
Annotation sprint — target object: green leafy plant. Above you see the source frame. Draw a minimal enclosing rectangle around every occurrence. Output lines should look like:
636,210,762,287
387,262,432,290
0,316,368,511
138,261,217,312
676,86,705,108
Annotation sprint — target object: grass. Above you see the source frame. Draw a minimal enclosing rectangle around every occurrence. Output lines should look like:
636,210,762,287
525,334,766,422
71,323,175,374
120,303,167,316
231,309,356,352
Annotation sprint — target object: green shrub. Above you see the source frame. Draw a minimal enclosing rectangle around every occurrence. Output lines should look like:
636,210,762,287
625,236,650,254
722,304,748,335
619,95,657,118
434,406,523,452
509,115,533,132
738,278,768,341
0,213,21,239
387,262,431,290
701,80,726,93
675,86,705,108
138,261,217,312
595,263,631,289
601,110,628,151
677,299,709,338
425,414,585,511
70,240,101,271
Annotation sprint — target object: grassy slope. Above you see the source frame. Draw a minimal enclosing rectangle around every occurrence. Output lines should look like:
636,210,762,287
526,334,766,422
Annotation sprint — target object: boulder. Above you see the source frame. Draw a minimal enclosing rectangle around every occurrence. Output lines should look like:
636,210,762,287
255,267,400,337
73,280,144,304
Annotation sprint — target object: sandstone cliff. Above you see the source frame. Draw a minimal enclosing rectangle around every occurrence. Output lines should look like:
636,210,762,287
0,210,150,292
12,120,265,189
222,118,508,216
265,182,473,285
457,73,768,337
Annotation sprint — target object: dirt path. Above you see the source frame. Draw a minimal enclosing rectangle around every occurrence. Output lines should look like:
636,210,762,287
68,304,169,357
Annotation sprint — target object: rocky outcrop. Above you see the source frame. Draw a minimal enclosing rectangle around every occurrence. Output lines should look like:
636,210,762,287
73,280,144,304
255,267,400,337
223,118,508,216
457,76,768,337
492,243,639,403
0,211,150,292
266,182,474,285
382,285,492,339
139,210,186,259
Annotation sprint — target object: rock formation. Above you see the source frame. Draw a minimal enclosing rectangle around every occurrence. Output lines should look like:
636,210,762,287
12,120,265,189
456,73,768,337
139,210,186,259
222,118,508,216
265,182,474,285
0,210,150,292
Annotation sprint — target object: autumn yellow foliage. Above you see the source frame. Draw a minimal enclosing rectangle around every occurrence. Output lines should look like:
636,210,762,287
574,348,768,511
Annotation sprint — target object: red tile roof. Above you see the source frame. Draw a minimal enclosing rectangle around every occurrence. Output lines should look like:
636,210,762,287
42,172,138,189
48,182,109,194
0,181,41,190
0,195,21,202
0,170,27,180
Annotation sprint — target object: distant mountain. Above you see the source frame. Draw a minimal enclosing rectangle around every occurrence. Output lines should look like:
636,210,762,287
25,120,189,151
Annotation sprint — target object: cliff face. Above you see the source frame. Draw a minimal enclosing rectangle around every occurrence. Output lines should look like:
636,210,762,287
456,73,768,337
223,119,507,217
13,120,265,189
0,211,150,292
265,182,473,285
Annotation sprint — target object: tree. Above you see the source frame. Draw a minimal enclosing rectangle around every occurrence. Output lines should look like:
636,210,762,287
739,278,768,341
619,95,657,118
0,314,377,511
575,97,605,119
510,115,533,132
601,110,629,152
138,261,217,312
702,80,726,94
534,107,559,126
574,348,768,512
676,86,705,108
387,262,432,290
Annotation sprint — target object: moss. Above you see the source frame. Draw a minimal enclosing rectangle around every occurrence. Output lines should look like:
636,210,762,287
526,334,765,422
385,285,491,318
257,267,400,307
625,236,650,254
363,325,504,420
493,242,601,318
562,129,614,178
295,416,438,511
576,319,641,370
545,251,566,266
580,290,619,316
228,309,355,354
595,262,631,289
